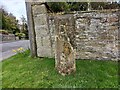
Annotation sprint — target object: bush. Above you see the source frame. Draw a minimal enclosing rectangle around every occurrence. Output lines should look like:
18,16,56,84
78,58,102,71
15,33,25,37
47,2,70,13
15,33,25,39
0,30,8,35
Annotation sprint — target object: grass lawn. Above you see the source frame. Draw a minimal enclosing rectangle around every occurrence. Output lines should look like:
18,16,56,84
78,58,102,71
2,50,119,88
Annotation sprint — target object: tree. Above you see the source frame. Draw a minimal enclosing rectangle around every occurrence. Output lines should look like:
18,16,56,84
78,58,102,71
21,15,26,32
0,6,7,30
0,6,20,34
68,2,88,11
47,2,70,13
47,2,120,13
20,15,28,39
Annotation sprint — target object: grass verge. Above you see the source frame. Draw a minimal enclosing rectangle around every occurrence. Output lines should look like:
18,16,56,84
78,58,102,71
2,50,118,88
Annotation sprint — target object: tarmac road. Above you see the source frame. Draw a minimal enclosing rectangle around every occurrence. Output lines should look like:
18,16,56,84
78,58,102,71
0,40,30,61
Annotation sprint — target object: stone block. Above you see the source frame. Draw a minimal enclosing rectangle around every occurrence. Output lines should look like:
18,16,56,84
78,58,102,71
37,47,53,57
35,26,48,37
107,17,118,23
56,40,76,76
36,36,53,57
36,36,51,47
34,14,47,25
55,16,76,76
109,26,118,30
32,4,47,15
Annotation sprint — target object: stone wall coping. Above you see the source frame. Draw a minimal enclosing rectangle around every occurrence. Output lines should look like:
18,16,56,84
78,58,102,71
47,9,119,16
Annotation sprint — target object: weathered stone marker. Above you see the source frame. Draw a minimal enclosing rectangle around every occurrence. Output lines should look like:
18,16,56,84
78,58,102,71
55,15,76,76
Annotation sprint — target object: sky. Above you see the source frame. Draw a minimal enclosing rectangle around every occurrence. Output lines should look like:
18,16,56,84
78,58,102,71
0,0,27,22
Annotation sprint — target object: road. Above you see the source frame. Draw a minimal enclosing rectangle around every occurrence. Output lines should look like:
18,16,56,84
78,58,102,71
0,40,30,61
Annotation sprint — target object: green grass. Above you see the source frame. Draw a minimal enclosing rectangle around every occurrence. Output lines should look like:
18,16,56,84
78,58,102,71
2,50,118,88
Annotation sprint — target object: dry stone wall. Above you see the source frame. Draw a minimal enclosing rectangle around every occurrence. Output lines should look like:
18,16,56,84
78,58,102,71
0,34,15,41
75,11,119,60
32,4,119,61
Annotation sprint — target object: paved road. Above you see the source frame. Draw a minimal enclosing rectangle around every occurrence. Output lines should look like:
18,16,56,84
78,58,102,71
0,40,30,61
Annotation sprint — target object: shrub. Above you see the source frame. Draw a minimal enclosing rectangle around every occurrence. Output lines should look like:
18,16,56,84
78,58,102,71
0,30,8,35
15,33,25,37
15,33,25,39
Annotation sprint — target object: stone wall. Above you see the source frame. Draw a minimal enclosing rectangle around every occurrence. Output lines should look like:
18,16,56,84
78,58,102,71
31,4,119,61
75,11,119,60
0,34,15,41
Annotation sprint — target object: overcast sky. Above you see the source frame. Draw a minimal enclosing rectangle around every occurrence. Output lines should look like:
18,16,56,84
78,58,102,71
0,0,27,21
